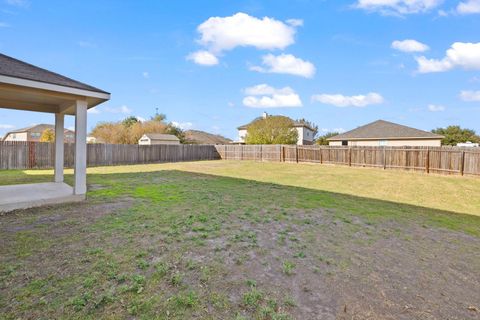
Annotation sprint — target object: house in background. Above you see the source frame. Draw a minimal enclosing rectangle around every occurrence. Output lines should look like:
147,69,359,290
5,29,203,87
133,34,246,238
237,112,316,145
457,141,479,147
327,120,444,147
184,130,232,145
2,124,75,142
138,133,180,145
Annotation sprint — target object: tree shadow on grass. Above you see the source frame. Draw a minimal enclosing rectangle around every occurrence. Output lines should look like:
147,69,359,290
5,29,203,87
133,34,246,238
87,169,480,238
0,168,479,237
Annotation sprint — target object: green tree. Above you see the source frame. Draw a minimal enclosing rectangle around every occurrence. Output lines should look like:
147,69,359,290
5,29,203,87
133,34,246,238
315,132,339,145
40,129,55,142
166,123,186,143
90,114,188,144
151,113,167,122
245,116,298,145
122,116,139,127
431,126,480,146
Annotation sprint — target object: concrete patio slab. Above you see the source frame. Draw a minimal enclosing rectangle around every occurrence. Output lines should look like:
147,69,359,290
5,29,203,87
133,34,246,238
0,182,85,213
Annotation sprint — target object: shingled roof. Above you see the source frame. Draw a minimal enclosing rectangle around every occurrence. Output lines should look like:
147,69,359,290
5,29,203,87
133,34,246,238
238,116,316,131
327,120,444,141
0,53,108,94
142,133,180,141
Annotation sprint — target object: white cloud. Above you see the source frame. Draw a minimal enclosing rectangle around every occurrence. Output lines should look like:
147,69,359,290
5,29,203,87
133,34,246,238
470,76,480,83
77,41,96,48
391,39,429,53
0,22,10,28
437,9,448,16
457,0,480,14
286,19,304,27
6,0,29,7
227,102,235,107
321,127,346,133
416,42,480,73
244,84,294,96
0,124,15,129
250,53,316,78
197,12,297,53
186,50,219,66
355,0,443,15
136,116,146,122
427,104,445,112
243,84,302,108
312,92,384,107
171,121,193,130
188,12,300,65
142,71,149,78
104,105,132,114
460,90,480,101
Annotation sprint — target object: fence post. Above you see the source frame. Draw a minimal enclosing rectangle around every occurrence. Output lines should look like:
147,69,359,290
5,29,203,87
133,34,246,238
460,150,465,176
364,148,367,167
425,148,429,174
295,145,298,163
383,147,387,170
28,141,35,168
348,147,352,166
320,147,323,164
282,145,286,162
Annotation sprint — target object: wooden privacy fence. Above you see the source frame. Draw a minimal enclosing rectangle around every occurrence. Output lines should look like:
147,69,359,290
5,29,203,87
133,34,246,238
215,145,480,176
0,141,220,169
2,142,480,177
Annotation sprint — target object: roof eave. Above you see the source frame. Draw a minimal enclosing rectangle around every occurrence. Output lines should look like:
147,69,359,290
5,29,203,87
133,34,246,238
0,75,110,102
327,136,444,141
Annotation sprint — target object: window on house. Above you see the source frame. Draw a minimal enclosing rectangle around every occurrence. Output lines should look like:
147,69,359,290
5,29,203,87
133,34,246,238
342,141,348,146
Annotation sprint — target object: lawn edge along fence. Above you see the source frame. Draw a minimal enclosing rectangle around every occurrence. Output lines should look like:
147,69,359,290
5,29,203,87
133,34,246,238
215,144,480,177
1,142,479,177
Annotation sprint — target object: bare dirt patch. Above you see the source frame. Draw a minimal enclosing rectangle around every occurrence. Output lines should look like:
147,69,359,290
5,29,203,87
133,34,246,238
181,209,480,319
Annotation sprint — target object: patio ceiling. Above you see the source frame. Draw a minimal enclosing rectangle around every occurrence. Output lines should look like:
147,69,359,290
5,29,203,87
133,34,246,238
0,54,110,115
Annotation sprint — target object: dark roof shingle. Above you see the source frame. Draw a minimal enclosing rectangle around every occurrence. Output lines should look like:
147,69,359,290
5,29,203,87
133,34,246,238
142,133,180,141
327,120,444,141
0,53,108,94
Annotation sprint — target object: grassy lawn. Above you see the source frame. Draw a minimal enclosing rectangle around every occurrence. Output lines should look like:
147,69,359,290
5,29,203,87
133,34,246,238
1,161,479,319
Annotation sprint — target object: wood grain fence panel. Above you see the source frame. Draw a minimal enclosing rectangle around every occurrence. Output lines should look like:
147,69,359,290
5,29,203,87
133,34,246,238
0,142,220,169
1,142,479,176
214,144,480,177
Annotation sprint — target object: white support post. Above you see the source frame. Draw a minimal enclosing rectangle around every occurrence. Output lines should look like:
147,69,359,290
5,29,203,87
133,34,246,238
54,113,64,182
74,100,88,195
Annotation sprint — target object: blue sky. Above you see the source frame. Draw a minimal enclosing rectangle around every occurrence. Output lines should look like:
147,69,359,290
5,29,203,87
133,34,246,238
1,0,480,140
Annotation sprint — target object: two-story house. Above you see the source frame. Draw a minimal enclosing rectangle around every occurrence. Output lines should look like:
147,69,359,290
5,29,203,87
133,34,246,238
2,124,75,142
237,112,316,145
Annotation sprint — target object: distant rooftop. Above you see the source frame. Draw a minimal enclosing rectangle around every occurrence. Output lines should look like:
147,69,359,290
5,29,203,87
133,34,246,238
0,53,109,94
142,133,180,141
238,112,316,131
328,120,444,141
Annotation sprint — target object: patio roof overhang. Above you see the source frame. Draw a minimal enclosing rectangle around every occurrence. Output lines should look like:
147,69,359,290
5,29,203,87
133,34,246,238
0,54,110,212
0,74,110,115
